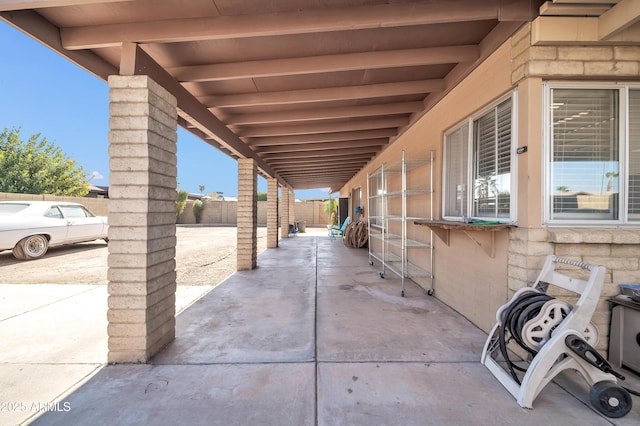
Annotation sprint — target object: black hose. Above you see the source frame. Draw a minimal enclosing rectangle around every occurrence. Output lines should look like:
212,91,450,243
498,292,640,398
498,291,553,384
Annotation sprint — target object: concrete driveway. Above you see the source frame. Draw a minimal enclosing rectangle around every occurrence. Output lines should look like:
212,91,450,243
0,226,267,425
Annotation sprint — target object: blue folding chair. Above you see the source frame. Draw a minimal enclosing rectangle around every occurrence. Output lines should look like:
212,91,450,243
328,216,350,240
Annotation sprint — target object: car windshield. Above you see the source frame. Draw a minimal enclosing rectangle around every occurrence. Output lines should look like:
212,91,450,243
0,203,30,216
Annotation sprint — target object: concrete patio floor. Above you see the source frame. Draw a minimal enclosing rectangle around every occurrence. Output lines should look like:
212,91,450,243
3,229,639,425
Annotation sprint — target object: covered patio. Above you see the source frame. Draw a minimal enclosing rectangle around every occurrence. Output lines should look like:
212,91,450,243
23,229,638,425
2,0,640,423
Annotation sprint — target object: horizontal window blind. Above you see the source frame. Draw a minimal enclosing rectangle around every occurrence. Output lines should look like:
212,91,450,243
551,89,618,220
629,90,640,220
473,99,511,218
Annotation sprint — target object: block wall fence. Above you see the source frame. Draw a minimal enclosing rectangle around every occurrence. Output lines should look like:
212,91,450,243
0,192,332,227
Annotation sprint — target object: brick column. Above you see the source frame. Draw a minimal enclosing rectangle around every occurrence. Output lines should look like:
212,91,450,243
267,178,279,248
289,190,295,229
237,158,257,270
107,75,177,363
280,186,290,239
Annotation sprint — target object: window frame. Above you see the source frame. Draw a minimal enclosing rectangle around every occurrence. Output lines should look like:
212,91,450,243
442,92,518,223
543,82,639,226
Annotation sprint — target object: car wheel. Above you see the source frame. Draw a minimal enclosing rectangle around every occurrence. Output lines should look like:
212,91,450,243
12,242,27,260
14,235,49,260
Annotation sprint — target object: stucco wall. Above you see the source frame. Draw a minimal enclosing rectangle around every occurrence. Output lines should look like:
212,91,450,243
338,22,640,340
340,40,516,333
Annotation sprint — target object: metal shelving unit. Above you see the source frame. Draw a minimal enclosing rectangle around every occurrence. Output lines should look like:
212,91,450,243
367,150,434,296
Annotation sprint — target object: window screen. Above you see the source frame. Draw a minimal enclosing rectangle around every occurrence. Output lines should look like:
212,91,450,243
443,125,468,218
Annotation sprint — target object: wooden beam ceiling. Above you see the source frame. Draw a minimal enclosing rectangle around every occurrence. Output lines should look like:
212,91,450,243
170,46,480,82
60,2,504,50
0,0,561,192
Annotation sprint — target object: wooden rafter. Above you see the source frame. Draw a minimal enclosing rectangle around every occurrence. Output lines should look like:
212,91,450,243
60,2,502,50
202,80,444,108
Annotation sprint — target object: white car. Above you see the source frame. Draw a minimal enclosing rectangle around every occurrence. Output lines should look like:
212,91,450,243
0,201,108,260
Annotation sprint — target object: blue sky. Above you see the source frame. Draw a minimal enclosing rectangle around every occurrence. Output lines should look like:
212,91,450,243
0,22,331,200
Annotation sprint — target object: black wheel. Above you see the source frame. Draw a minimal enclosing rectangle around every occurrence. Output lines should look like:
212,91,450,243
379,272,384,278
427,289,434,296
12,242,27,260
369,261,373,266
13,235,49,260
401,290,405,297
589,381,632,418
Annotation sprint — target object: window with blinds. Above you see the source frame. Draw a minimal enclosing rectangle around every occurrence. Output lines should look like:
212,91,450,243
442,95,514,221
630,90,640,220
473,99,512,218
547,85,638,224
443,125,468,218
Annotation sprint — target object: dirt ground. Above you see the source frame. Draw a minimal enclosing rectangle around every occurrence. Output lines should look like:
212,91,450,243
0,226,268,286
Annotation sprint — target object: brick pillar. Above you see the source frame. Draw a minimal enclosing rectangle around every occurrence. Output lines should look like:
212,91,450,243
107,75,177,363
237,158,257,270
289,190,295,228
280,187,290,239
267,178,279,248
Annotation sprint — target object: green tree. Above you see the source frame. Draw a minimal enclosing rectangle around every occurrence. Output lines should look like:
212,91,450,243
176,188,189,216
257,191,268,201
0,128,89,196
324,198,338,225
192,199,204,223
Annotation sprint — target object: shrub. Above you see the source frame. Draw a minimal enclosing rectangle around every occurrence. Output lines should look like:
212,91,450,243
192,199,204,224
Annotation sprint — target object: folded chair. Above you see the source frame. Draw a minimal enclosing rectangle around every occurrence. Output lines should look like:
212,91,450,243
328,216,350,240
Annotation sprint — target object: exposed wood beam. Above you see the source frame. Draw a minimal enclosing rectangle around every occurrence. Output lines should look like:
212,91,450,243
273,156,369,165
281,173,356,180
254,139,388,154
225,102,422,125
60,2,501,50
598,0,640,39
246,129,396,147
269,153,374,167
260,146,380,160
204,80,444,108
274,163,368,173
532,16,598,43
237,117,409,138
539,1,610,16
531,15,640,43
0,0,132,11
118,43,280,182
267,154,374,165
287,170,357,182
281,168,358,174
551,0,618,3
171,46,479,82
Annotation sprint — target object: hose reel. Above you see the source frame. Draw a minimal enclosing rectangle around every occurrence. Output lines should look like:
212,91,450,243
498,290,599,383
482,256,636,419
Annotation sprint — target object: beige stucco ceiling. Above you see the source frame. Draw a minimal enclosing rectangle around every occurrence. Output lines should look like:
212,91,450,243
2,0,634,191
